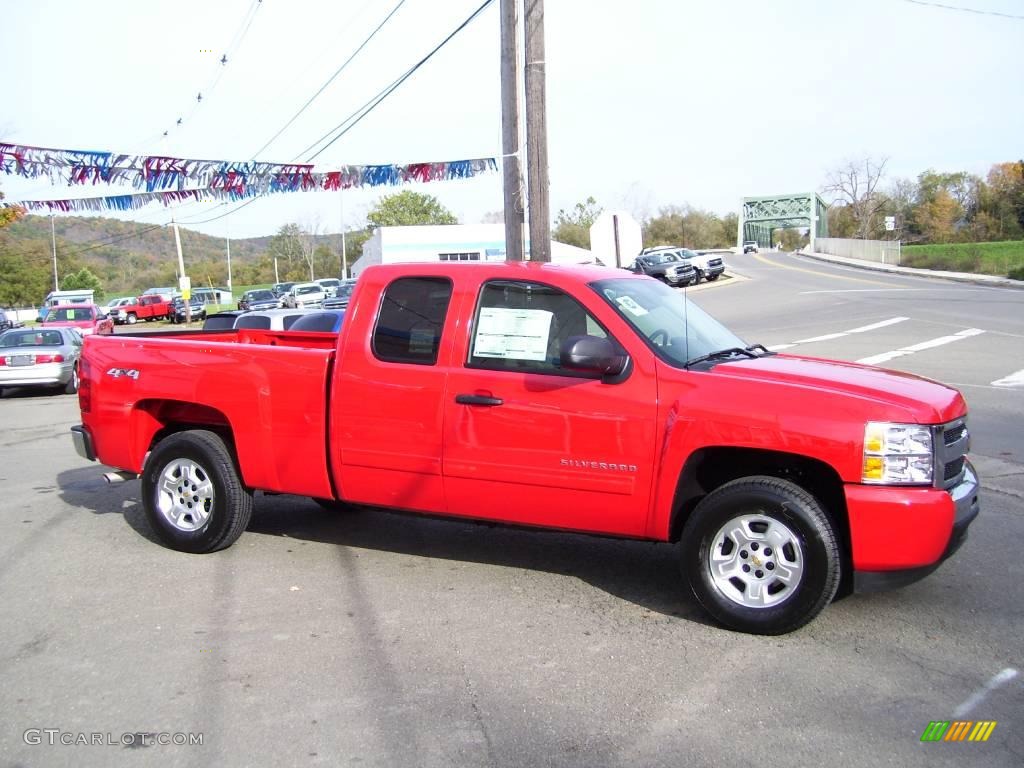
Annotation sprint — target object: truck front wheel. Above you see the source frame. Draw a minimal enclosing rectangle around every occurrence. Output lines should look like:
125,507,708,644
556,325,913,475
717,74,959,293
141,430,253,553
680,476,840,635
126,313,137,325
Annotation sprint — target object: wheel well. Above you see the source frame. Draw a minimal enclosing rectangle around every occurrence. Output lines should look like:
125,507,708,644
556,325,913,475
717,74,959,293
670,447,853,594
133,400,237,463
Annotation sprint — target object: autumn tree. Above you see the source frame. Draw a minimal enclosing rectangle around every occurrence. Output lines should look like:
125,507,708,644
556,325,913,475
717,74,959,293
0,185,22,229
552,197,602,249
366,190,457,229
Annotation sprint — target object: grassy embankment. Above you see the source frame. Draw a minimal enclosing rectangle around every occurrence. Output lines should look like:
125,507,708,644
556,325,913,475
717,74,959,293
901,241,1024,280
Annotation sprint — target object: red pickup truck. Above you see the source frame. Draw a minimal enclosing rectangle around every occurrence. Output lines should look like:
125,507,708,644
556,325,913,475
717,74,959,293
115,294,171,324
70,262,979,634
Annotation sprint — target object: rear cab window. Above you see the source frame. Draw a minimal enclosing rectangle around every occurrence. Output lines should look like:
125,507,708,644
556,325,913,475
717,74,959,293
372,277,454,365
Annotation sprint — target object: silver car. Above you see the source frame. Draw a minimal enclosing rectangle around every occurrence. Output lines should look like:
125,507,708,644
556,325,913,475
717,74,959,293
0,326,83,396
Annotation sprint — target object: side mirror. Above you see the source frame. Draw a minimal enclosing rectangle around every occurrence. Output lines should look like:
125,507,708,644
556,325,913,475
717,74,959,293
560,335,628,378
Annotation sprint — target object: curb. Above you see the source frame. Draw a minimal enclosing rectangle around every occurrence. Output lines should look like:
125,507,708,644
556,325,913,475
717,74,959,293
799,251,1024,290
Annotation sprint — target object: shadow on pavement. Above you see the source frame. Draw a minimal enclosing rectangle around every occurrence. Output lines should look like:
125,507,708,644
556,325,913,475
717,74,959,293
56,466,712,627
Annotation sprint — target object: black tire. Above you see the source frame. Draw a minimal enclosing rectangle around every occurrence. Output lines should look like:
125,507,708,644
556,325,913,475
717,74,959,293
63,365,79,394
126,313,137,325
680,476,840,635
706,274,720,282
693,270,704,284
141,430,253,554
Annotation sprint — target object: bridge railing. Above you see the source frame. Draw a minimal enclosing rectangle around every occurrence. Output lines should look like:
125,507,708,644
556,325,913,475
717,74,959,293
815,237,901,265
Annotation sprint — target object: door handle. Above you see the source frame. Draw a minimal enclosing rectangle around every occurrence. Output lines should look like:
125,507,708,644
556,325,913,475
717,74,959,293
455,394,504,407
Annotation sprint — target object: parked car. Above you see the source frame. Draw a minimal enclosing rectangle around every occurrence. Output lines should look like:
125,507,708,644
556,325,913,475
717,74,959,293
203,310,248,331
0,326,83,395
282,282,326,309
0,309,23,332
234,308,317,331
626,252,696,286
743,240,759,254
143,287,178,301
238,289,281,311
271,282,296,299
116,295,172,324
41,304,113,336
322,278,357,310
287,309,346,333
641,246,725,284
168,296,208,324
315,278,342,298
103,297,136,316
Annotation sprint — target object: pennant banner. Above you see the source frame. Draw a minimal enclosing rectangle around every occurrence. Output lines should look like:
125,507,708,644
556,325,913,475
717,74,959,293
0,140,497,204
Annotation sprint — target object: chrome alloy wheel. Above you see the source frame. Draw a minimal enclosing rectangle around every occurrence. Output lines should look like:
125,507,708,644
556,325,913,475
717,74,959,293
708,514,804,608
156,459,215,532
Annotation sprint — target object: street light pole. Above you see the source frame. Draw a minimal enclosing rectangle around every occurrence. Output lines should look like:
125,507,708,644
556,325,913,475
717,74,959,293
50,215,59,290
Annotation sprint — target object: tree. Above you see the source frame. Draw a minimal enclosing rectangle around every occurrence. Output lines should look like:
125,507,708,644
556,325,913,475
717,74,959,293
915,189,961,244
0,184,23,229
61,267,104,300
643,205,733,249
822,156,889,239
366,190,457,229
267,223,306,281
552,197,602,249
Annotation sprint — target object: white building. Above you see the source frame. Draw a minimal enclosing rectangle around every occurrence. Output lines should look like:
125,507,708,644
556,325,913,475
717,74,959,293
350,224,601,277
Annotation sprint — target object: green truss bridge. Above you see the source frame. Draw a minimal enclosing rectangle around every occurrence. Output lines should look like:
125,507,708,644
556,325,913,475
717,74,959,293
738,192,829,250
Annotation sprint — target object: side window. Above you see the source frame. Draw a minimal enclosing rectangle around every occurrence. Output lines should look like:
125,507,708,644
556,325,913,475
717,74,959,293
468,280,608,376
372,277,453,365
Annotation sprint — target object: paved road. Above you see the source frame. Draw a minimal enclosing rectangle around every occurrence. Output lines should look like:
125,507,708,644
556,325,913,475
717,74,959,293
1,260,1022,768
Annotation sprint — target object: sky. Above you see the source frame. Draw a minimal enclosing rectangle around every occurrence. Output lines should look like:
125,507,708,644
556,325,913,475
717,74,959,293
1,0,1022,240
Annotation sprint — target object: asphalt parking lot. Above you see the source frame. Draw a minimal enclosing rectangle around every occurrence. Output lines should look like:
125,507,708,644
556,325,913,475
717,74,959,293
1,260,1022,768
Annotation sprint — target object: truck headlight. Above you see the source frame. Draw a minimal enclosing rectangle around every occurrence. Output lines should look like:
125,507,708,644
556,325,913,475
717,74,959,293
862,422,933,484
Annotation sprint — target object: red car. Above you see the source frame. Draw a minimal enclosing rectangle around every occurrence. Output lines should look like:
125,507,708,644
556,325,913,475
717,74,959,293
41,304,114,336
71,262,978,635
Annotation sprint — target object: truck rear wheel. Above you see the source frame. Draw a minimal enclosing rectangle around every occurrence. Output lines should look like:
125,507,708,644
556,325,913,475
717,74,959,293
141,430,252,553
680,476,840,635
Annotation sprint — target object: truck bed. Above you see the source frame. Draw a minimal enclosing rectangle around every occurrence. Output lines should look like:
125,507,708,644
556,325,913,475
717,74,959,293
81,329,339,499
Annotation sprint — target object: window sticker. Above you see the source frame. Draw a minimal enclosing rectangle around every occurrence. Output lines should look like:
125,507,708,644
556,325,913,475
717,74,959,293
473,307,553,361
615,295,648,317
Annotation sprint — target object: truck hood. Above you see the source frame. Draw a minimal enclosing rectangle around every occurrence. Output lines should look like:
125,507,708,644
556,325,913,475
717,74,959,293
712,353,966,424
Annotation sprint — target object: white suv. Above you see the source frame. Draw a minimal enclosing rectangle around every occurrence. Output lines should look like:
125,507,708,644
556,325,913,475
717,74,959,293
283,282,326,309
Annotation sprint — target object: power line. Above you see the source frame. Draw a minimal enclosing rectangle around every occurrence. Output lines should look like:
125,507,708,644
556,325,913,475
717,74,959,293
57,223,168,259
250,0,409,159
301,0,497,163
901,0,1024,20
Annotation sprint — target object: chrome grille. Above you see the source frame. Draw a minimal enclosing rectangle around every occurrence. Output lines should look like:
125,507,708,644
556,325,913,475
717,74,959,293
935,418,969,491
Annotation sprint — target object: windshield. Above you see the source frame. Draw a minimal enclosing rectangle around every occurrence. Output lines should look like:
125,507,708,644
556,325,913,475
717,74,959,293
45,307,94,322
0,329,65,347
591,278,747,367
250,291,275,301
336,283,355,298
297,286,319,295
641,253,677,265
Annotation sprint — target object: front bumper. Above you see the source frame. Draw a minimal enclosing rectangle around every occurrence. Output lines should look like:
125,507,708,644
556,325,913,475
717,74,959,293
71,424,96,462
850,459,980,592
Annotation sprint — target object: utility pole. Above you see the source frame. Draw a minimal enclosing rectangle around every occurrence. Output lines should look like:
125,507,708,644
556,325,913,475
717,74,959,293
500,0,525,261
524,0,550,262
172,220,190,324
50,215,59,290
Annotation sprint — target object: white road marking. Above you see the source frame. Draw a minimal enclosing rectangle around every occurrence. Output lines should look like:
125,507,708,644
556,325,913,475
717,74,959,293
846,317,910,333
792,332,848,343
856,328,985,365
953,668,1018,719
992,369,1024,387
770,317,909,351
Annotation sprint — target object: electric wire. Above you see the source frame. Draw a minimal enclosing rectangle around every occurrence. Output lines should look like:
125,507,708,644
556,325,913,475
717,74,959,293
300,0,497,163
250,0,409,160
900,0,1024,20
